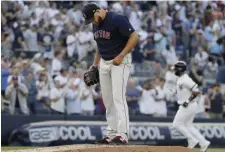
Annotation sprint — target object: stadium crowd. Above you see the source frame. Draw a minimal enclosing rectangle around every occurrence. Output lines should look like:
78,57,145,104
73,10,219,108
1,1,225,118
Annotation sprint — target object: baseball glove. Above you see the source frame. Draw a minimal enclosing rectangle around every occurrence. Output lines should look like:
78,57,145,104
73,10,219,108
84,66,99,86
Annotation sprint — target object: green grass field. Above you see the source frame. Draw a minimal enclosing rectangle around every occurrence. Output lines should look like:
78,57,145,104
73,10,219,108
1,147,225,152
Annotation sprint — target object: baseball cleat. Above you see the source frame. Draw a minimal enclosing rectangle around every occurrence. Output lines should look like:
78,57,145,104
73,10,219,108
187,139,199,149
201,141,210,152
110,136,128,145
95,137,111,144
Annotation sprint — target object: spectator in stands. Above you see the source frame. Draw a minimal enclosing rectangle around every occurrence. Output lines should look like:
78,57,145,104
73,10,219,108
194,47,209,70
163,65,178,103
49,78,65,114
2,2,21,27
26,70,37,114
1,59,10,99
210,39,224,58
153,77,167,117
189,63,204,87
143,35,156,62
191,30,207,57
47,2,59,19
30,12,40,26
21,59,33,85
36,72,50,104
208,83,224,118
204,22,217,48
162,44,178,65
41,57,51,73
23,24,39,51
5,76,29,115
172,10,182,43
163,17,176,47
80,85,96,116
55,68,69,92
67,4,83,27
154,32,167,65
66,28,77,58
51,51,63,78
66,78,81,115
206,56,219,74
40,26,55,59
132,40,144,63
129,2,141,31
1,26,13,58
7,68,24,85
12,22,27,53
196,93,210,118
75,26,96,61
126,79,141,115
137,80,156,115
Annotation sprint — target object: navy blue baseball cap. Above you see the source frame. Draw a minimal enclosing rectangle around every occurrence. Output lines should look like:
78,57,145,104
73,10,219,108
82,3,100,25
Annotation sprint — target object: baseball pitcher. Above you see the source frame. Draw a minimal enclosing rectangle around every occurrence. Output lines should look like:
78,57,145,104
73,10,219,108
82,3,139,144
172,61,210,152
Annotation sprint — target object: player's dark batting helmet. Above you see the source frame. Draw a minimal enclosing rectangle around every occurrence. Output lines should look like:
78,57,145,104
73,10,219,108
82,3,100,25
172,61,187,76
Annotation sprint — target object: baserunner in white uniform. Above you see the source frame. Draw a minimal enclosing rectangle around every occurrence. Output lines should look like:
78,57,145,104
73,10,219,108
172,61,210,152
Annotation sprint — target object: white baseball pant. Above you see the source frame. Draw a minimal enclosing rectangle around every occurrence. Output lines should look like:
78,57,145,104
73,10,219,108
99,54,131,141
173,101,209,147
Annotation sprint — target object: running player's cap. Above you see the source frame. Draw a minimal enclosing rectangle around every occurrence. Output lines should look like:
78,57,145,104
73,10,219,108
82,3,100,25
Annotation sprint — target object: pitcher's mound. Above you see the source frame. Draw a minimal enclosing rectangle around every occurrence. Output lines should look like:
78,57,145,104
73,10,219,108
4,144,199,152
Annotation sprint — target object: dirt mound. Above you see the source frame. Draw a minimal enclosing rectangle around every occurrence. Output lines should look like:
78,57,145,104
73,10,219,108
3,145,199,152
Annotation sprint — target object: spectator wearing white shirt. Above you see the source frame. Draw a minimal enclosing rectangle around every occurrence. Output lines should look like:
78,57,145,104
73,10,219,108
51,51,63,78
66,78,82,115
153,77,167,117
80,85,97,116
49,78,65,114
75,27,96,61
66,29,77,58
195,94,210,118
36,72,50,104
97,0,108,9
23,25,39,51
163,17,176,47
30,12,40,26
54,68,68,91
194,47,209,70
34,1,48,20
129,3,142,31
7,68,25,85
67,5,84,27
50,14,64,40
5,76,29,115
206,56,218,73
112,2,123,13
137,80,156,115
163,65,178,102
46,2,59,20
162,44,178,65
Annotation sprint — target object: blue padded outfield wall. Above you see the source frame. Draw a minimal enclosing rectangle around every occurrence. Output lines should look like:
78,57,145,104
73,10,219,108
2,114,225,147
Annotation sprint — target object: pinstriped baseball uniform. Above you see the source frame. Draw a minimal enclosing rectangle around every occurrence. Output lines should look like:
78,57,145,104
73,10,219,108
173,73,209,147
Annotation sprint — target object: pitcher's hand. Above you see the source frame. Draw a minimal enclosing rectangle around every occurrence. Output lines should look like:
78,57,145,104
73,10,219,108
113,54,124,66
